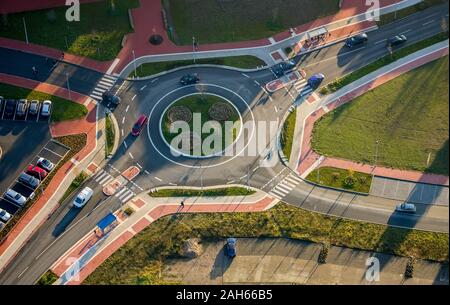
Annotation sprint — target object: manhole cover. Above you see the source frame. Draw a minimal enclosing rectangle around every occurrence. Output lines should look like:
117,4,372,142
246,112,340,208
149,34,163,45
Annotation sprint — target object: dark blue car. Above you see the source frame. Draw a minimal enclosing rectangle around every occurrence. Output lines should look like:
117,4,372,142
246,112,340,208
307,73,325,89
225,238,237,258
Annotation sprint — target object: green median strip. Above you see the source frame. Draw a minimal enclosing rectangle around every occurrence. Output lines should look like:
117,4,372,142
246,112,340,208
105,114,115,156
280,108,297,162
130,56,267,78
0,82,88,122
84,202,448,284
306,167,373,193
149,187,256,198
36,270,58,285
59,171,89,205
319,31,449,95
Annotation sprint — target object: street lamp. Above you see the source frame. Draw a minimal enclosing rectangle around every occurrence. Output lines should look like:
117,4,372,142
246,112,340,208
132,50,137,78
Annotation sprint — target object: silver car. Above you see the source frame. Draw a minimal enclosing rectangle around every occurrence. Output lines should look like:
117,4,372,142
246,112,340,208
16,99,28,117
41,100,52,116
0,208,11,222
29,100,40,115
5,189,27,206
396,203,416,213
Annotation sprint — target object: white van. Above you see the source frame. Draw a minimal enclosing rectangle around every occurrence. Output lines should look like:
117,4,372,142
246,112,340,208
73,187,93,208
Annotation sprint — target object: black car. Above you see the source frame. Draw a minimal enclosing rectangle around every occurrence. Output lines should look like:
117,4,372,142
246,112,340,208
102,91,121,107
345,33,368,47
273,60,297,77
180,74,200,86
387,35,407,48
4,99,16,117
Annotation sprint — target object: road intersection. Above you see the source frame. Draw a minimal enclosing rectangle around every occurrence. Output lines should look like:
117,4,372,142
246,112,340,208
0,2,448,285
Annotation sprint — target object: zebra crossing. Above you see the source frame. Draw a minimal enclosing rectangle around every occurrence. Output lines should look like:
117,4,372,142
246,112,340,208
268,172,303,200
89,74,118,101
293,78,313,96
94,169,136,203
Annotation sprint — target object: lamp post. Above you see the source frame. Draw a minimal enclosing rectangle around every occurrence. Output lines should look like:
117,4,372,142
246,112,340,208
23,17,29,44
132,50,137,78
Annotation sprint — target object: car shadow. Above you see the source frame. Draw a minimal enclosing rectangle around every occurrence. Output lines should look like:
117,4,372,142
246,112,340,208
52,206,82,237
210,240,233,280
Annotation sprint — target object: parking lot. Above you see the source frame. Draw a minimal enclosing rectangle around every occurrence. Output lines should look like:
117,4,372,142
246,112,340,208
370,176,449,206
0,139,69,225
0,98,51,123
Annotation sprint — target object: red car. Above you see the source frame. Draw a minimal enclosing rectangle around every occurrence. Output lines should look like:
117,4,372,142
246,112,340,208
131,114,148,136
27,164,48,180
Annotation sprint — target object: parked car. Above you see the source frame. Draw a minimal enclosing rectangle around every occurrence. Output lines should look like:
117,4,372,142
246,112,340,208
396,203,416,213
387,34,407,48
73,187,94,208
41,100,52,116
0,96,4,111
224,238,237,258
102,92,121,107
4,99,16,116
4,189,27,206
0,208,11,222
18,172,40,189
273,60,297,77
37,157,55,172
29,100,40,115
131,114,148,136
307,73,325,89
16,99,28,117
0,222,5,230
180,73,200,86
26,164,48,180
345,33,368,47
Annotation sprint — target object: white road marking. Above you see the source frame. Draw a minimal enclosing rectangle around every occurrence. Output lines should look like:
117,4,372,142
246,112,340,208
374,39,387,45
242,73,250,78
422,20,435,26
399,29,411,35
17,266,30,278
274,106,278,113
151,78,159,83
140,85,147,91
123,141,128,149
122,117,125,124
136,163,143,169
168,182,177,186
131,94,136,101
128,152,134,159
144,170,150,175
121,129,124,137
125,105,130,112
154,176,162,182
254,80,261,86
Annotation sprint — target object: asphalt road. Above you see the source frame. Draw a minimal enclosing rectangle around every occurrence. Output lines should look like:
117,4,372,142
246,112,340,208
0,4,448,284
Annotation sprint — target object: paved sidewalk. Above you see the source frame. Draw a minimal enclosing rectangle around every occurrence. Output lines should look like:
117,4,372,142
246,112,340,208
0,74,108,273
51,190,279,285
288,40,449,187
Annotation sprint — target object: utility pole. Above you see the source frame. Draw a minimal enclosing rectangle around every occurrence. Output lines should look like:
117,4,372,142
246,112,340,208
192,36,196,64
22,17,29,44
66,72,72,101
132,50,137,78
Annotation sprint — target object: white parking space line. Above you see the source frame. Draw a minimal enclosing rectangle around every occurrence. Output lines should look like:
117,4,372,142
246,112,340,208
42,147,64,158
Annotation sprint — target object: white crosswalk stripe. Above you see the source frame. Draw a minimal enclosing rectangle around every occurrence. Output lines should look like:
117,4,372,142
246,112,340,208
268,173,303,199
115,187,135,203
89,74,118,101
293,79,307,92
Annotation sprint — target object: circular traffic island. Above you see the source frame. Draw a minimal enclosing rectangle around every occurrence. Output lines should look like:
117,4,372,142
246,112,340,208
161,93,242,158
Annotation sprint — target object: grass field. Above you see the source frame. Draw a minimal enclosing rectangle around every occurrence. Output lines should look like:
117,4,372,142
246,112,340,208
0,0,139,61
162,94,240,156
0,82,88,122
131,56,267,78
313,56,449,175
280,109,296,161
306,167,373,193
378,0,448,26
320,32,449,95
83,202,448,284
164,0,340,45
149,187,256,198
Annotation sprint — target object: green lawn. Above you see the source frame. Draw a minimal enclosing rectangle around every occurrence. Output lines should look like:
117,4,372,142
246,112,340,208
149,187,256,198
58,171,88,204
313,56,449,175
378,0,448,26
83,202,448,284
164,0,340,45
0,82,88,122
131,56,267,78
0,0,139,61
280,109,297,161
320,32,449,95
306,167,373,193
105,114,115,156
162,94,240,156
